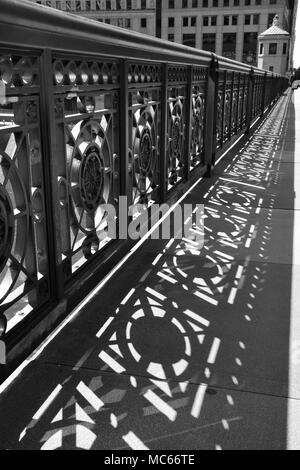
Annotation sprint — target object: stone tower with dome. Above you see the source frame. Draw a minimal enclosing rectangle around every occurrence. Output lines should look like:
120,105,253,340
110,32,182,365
258,14,290,75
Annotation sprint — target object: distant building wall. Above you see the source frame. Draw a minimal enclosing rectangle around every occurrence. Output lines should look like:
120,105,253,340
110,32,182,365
27,0,297,70
161,0,296,67
28,0,157,36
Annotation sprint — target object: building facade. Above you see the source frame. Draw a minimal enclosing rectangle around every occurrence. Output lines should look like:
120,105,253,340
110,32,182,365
159,0,296,68
29,0,156,36
28,0,297,71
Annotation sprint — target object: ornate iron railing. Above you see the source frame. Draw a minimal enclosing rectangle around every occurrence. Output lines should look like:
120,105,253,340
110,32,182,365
0,0,288,365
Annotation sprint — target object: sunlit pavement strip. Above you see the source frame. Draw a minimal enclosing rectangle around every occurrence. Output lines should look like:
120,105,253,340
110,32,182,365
288,89,300,450
0,91,298,450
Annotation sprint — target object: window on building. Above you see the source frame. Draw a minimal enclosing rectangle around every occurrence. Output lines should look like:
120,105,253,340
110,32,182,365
203,16,209,26
244,15,251,25
223,32,237,59
191,16,197,26
224,16,230,25
169,0,175,7
232,15,238,25
253,14,259,24
168,17,175,27
183,17,189,26
255,0,261,4
270,0,276,4
192,0,198,7
245,0,250,4
259,43,263,54
203,0,208,7
183,33,196,47
211,16,217,26
243,32,257,64
168,33,175,41
213,0,218,5
269,43,277,54
141,18,147,28
203,33,216,52
182,0,188,7
224,0,229,5
269,65,274,71
234,0,240,5
283,43,287,54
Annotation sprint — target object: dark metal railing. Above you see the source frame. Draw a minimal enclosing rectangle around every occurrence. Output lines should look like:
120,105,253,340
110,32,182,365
0,0,288,365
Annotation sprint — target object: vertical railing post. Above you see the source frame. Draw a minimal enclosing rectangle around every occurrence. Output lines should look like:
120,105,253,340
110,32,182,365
183,65,193,182
245,68,254,134
39,48,64,301
203,56,217,177
260,72,267,117
159,63,168,203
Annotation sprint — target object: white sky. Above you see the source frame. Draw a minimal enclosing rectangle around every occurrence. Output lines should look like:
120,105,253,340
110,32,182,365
293,2,300,68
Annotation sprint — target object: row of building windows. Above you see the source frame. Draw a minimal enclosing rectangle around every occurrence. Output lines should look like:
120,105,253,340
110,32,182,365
169,31,258,60
168,31,287,56
98,16,148,26
35,0,153,11
36,0,279,9
260,42,287,54
168,13,276,27
169,0,277,7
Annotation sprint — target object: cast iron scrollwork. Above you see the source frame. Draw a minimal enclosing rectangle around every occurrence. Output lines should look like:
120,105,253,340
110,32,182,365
68,118,112,236
191,89,205,167
168,91,185,187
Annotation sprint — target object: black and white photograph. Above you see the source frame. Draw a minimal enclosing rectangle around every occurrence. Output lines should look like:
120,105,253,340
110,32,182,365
0,0,299,453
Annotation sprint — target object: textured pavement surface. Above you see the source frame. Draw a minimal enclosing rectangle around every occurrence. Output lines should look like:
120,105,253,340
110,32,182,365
0,89,299,450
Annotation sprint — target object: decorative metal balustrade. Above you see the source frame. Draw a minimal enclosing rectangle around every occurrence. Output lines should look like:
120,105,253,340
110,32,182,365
0,0,288,365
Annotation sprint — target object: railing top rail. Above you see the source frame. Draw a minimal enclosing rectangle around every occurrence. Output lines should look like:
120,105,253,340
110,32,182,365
0,0,286,78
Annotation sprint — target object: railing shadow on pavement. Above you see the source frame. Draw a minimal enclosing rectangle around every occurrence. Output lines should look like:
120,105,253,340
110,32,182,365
0,92,295,450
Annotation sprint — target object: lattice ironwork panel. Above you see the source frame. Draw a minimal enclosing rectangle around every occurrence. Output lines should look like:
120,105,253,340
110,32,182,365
190,67,207,170
52,58,120,88
230,74,239,135
265,77,273,107
241,74,249,128
0,51,50,335
54,85,120,281
216,71,225,149
167,66,188,190
129,86,161,207
168,65,188,84
128,64,162,85
167,86,186,189
252,76,263,119
0,53,39,92
223,72,233,143
237,74,246,131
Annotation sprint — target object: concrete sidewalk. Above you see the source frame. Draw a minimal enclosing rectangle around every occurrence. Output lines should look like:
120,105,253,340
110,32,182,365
0,89,299,450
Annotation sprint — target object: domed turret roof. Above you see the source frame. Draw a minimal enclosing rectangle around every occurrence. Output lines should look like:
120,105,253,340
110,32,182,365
259,15,289,37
